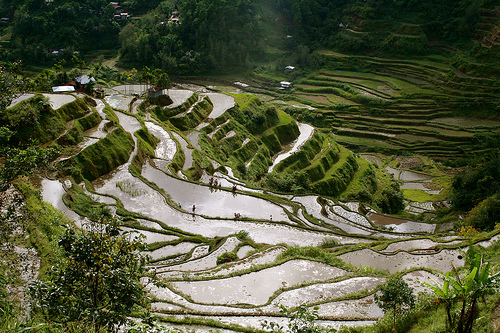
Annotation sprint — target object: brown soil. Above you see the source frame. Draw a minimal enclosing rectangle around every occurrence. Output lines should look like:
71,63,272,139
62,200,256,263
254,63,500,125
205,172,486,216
396,156,422,169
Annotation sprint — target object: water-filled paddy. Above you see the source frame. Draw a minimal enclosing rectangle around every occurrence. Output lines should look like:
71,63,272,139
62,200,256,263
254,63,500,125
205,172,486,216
43,93,76,110
36,83,500,332
170,260,346,305
269,123,314,172
339,248,465,273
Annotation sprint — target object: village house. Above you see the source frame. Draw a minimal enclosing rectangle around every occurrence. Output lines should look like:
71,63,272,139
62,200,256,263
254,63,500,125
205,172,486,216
168,9,180,24
75,75,96,92
280,81,292,89
147,87,164,98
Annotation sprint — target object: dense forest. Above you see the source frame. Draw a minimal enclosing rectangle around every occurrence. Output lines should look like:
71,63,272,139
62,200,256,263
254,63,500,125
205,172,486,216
1,0,498,69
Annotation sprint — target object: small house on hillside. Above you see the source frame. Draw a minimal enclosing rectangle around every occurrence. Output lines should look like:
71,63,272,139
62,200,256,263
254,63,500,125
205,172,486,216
285,66,295,72
148,87,164,98
113,4,123,13
114,12,130,20
75,75,95,92
280,81,292,89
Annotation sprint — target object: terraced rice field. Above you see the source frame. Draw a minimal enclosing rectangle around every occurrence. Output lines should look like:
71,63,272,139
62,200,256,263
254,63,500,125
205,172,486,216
30,84,499,332
250,53,500,160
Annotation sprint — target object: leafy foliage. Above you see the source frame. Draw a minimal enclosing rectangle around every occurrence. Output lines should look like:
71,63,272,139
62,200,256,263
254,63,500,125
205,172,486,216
216,251,238,265
1,146,59,184
465,195,500,231
0,63,23,112
374,276,415,332
375,182,405,214
119,0,265,72
263,305,333,333
451,152,500,209
30,218,150,331
423,252,500,333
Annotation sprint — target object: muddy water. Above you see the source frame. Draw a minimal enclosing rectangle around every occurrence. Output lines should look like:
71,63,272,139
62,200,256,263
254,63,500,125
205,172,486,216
167,89,195,108
92,174,349,246
185,131,201,150
171,260,346,305
145,122,177,160
105,95,135,112
385,166,400,179
161,314,375,332
84,120,109,139
339,248,465,273
40,179,83,222
317,295,383,319
142,162,292,222
147,242,198,260
171,132,193,169
201,93,235,119
381,239,461,253
399,170,432,182
369,213,435,233
43,93,76,110
292,196,373,236
268,277,385,309
269,123,314,173
180,246,285,280
402,270,441,295
361,154,382,166
8,93,35,108
111,84,146,95
237,245,254,258
158,237,240,274
121,227,179,244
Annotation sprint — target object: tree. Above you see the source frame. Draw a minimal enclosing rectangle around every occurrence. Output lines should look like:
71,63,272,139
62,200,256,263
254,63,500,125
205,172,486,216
0,62,23,113
262,305,327,333
30,217,150,332
423,253,500,333
155,72,172,94
374,276,415,332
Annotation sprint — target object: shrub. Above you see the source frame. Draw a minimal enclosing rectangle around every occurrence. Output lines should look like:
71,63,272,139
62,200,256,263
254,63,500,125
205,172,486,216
30,218,149,331
216,252,238,265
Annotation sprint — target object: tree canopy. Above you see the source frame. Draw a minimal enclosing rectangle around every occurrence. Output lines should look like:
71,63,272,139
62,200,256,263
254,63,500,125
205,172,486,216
30,218,150,331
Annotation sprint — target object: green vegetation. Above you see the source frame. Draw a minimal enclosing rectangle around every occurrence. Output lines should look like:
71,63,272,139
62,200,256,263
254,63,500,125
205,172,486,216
423,252,500,333
216,251,238,265
58,126,134,182
374,277,416,332
0,0,499,332
30,218,150,332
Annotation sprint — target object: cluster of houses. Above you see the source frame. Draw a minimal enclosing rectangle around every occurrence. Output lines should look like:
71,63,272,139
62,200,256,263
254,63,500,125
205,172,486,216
111,2,130,20
51,75,102,96
279,65,295,89
160,9,181,25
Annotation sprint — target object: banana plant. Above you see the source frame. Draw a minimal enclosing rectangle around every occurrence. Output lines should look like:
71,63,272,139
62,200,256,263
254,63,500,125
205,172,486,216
422,253,500,333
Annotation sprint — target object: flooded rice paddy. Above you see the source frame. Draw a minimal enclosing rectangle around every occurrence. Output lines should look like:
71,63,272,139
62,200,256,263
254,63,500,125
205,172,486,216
38,84,500,331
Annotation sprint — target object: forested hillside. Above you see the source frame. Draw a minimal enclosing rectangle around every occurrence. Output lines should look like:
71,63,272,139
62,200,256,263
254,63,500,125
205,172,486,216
1,0,498,69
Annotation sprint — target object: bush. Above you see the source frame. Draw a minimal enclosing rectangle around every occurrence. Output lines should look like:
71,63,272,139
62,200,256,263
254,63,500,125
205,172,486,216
30,218,149,331
465,195,500,231
216,251,238,265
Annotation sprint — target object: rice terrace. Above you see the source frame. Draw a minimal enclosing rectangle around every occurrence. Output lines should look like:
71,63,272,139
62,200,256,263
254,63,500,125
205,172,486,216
1,0,500,332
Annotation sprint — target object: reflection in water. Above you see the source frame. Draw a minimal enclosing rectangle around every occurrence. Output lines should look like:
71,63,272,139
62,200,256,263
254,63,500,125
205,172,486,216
269,123,314,173
369,213,435,233
142,161,291,222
